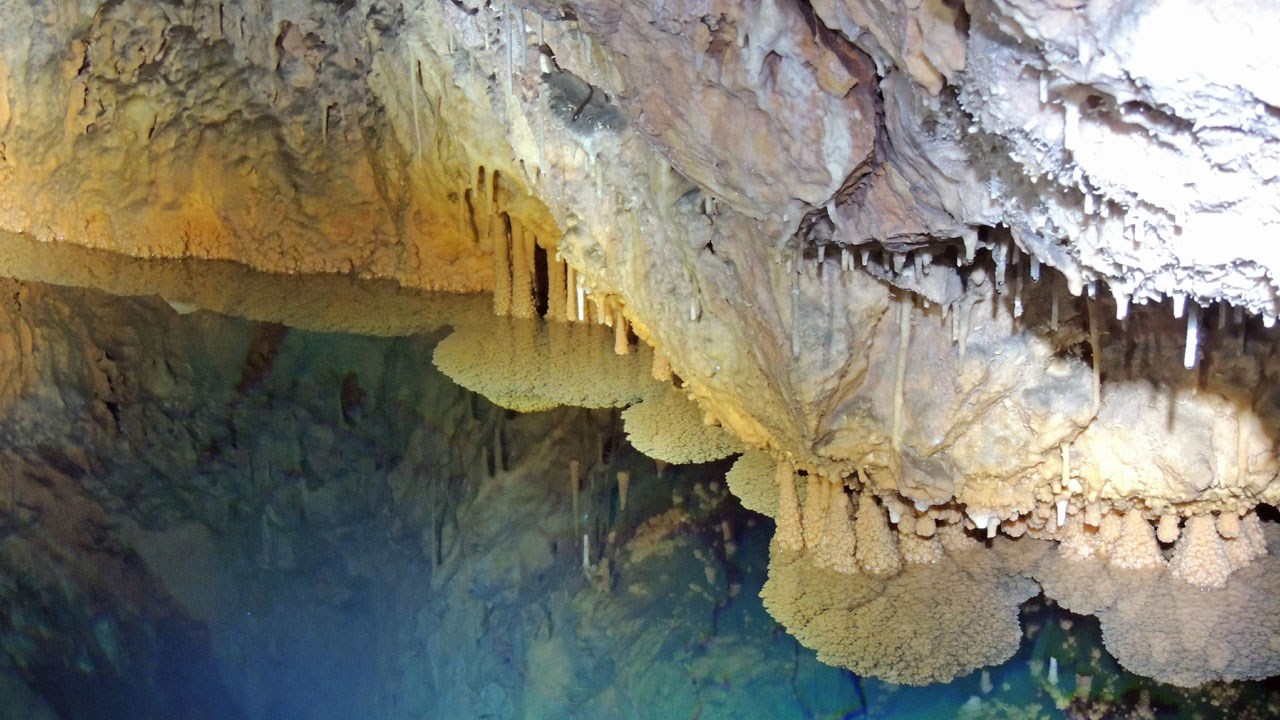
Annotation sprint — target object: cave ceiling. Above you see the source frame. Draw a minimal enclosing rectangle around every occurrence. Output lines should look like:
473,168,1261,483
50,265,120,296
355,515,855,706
2,0,1279,688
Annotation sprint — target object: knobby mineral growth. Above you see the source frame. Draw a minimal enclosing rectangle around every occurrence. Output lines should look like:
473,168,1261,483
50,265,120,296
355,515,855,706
2,0,1279,689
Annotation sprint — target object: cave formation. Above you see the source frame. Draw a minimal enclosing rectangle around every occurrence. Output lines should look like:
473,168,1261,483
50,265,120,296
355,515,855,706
2,0,1280,712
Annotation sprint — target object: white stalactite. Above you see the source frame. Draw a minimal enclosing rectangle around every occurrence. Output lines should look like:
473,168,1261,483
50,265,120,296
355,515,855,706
892,297,912,453
1184,303,1200,369
1087,299,1101,411
1051,281,1060,331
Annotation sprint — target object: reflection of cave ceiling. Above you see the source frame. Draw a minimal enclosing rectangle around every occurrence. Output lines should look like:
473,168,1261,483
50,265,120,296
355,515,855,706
2,0,1279,688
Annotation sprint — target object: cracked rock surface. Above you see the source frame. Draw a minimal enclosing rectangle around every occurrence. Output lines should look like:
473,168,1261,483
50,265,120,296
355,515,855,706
2,0,1280,690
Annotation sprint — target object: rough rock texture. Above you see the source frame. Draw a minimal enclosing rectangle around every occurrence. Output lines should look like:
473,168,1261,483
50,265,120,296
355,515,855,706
4,0,1278,518
2,0,1280,692
761,536,1044,686
432,316,655,412
1035,525,1280,688
0,0,556,291
0,230,489,336
621,386,744,464
812,487,857,574
725,449,779,518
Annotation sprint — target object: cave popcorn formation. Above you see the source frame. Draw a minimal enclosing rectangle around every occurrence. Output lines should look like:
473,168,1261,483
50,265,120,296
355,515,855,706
1,0,1279,692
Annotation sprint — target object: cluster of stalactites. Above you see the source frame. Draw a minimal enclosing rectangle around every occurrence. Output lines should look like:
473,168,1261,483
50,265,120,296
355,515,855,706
822,234,1264,393
490,217,635,357
773,462,946,578
1055,505,1268,589
934,234,1253,371
776,459,1267,590
959,497,1268,589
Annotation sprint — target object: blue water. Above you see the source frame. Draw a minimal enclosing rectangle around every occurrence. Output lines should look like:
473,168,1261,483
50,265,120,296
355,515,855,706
2,326,1277,719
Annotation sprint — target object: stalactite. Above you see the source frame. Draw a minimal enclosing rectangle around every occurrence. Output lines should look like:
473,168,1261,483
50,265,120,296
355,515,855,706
480,167,494,248
801,475,831,550
1059,443,1071,515
775,462,805,552
1013,262,1024,318
1087,298,1101,412
617,471,631,514
492,212,513,316
592,295,607,326
614,308,630,355
1083,503,1102,527
1218,511,1241,539
509,217,535,319
652,350,673,382
994,241,1008,291
1114,289,1130,320
892,296,912,453
600,298,614,328
565,265,578,322
573,270,586,323
547,253,567,322
1184,303,1200,369
855,491,902,577
457,178,470,242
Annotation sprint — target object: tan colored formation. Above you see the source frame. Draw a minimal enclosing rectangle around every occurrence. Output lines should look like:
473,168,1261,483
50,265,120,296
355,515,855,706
761,471,1043,685
620,386,743,465
0,231,488,338
1037,520,1280,687
0,0,1277,694
769,462,967,582
737,448,1280,685
432,317,654,413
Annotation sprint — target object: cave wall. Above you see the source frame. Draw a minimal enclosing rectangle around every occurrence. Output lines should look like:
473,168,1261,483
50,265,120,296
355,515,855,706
2,0,1280,691
4,0,1276,515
